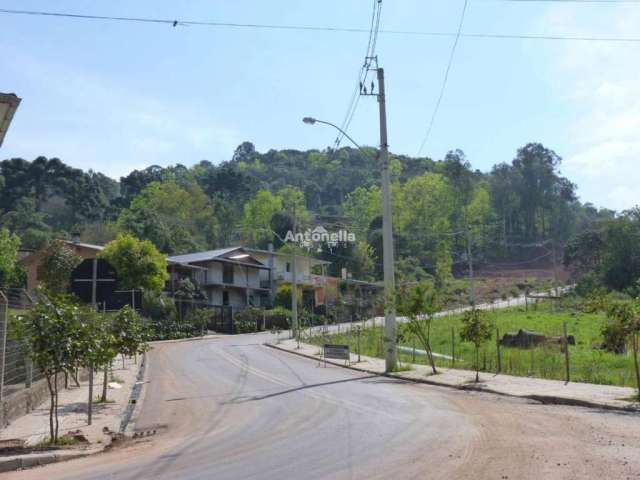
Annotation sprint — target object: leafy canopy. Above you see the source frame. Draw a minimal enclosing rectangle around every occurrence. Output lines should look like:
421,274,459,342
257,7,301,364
99,233,168,292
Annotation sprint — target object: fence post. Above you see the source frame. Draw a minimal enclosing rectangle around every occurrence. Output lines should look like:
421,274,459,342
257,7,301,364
0,291,7,401
451,327,455,368
563,321,571,384
496,327,502,374
632,333,640,401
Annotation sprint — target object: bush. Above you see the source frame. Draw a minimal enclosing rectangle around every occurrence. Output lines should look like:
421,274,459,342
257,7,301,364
234,306,262,333
575,271,604,298
147,317,201,340
265,307,291,330
602,319,628,354
142,291,177,321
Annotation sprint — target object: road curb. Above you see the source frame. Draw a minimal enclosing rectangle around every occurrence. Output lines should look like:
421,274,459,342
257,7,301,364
148,334,219,346
121,351,149,435
0,448,102,473
265,343,640,414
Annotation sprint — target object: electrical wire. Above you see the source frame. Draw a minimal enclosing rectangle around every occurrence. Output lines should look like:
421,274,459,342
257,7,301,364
2,9,640,43
335,0,382,148
417,0,469,156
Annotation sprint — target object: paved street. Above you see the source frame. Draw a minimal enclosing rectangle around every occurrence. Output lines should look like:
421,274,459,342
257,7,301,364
5,333,640,480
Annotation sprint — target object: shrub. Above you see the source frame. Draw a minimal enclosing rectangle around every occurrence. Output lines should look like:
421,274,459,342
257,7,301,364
234,306,262,333
141,290,177,321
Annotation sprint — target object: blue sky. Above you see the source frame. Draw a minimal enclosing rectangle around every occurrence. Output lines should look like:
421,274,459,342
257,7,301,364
1,0,639,210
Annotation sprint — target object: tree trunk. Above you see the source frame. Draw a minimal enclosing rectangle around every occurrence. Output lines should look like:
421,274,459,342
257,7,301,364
46,373,55,444
101,367,108,403
426,321,437,374
475,346,480,383
54,371,59,442
88,365,93,425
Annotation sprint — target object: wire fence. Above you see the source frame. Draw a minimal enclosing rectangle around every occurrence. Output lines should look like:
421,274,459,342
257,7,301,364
0,288,43,401
306,298,640,389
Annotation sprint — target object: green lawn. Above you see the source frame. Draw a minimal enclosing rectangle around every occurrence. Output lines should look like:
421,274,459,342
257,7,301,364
307,302,640,388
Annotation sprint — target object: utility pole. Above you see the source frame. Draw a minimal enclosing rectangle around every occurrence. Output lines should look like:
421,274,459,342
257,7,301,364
377,67,397,372
291,206,298,340
551,240,559,298
300,61,396,370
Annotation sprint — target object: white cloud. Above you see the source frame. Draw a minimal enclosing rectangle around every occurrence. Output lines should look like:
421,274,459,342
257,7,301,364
539,5,640,211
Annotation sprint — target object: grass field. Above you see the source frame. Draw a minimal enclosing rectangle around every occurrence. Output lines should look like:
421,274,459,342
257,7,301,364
307,301,640,388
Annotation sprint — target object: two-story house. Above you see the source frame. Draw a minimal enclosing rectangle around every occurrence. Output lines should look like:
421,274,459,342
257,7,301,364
167,247,272,311
246,247,331,308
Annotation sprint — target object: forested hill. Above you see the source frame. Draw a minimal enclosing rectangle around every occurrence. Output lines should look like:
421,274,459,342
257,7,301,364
0,141,615,282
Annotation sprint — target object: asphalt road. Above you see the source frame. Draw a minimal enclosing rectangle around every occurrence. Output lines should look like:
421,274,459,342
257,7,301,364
5,333,640,480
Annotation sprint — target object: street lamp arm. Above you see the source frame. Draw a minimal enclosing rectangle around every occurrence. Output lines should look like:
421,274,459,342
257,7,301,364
302,117,365,152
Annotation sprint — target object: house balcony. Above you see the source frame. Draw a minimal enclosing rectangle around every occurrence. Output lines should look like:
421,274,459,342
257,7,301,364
274,272,326,287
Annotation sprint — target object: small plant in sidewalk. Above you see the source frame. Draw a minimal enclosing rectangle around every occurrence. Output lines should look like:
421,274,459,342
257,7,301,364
97,306,149,403
395,280,442,374
459,308,493,383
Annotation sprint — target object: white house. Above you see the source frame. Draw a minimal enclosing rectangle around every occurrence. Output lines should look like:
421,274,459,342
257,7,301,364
168,247,272,310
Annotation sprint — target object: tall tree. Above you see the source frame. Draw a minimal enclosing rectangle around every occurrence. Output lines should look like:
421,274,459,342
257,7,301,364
99,233,169,293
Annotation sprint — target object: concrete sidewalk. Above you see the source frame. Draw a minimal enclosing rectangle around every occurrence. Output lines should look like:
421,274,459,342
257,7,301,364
270,339,640,412
0,355,141,472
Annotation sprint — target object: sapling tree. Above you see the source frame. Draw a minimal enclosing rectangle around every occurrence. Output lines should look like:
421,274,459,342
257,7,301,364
111,305,149,368
459,308,493,383
13,292,85,443
606,301,640,401
395,281,441,374
98,306,149,403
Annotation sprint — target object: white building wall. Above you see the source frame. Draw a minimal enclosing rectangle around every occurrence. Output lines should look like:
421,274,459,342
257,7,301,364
206,262,222,284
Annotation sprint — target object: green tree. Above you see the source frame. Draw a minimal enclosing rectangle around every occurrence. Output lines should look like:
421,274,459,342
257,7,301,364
242,190,283,246
118,181,219,254
99,233,168,292
37,240,82,294
459,308,493,382
277,185,309,223
0,228,20,286
13,293,89,443
0,198,52,249
343,185,382,239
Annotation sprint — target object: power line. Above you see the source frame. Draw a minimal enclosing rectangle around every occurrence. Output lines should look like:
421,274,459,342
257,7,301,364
417,0,469,156
3,8,640,43
335,0,382,148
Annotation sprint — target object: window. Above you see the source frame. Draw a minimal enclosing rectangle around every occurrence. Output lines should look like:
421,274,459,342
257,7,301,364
223,263,234,284
286,262,291,273
222,291,229,306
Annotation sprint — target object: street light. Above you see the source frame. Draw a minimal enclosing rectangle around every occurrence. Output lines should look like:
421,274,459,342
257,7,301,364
0,93,21,148
303,111,397,372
